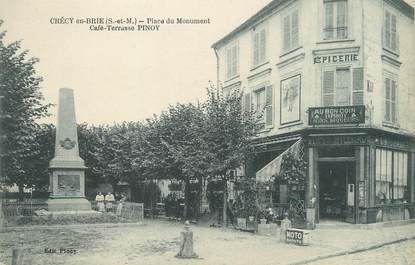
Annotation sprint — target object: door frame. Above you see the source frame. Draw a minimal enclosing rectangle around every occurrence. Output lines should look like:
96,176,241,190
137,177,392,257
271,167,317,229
317,158,357,223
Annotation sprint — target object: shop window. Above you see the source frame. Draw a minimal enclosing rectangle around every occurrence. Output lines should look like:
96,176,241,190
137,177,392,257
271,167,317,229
252,27,267,67
225,42,239,79
384,75,398,124
375,148,408,203
323,0,348,40
282,9,299,52
383,9,399,53
322,67,363,107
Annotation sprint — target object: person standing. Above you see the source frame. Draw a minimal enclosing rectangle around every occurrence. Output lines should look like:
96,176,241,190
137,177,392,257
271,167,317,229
105,192,115,212
95,192,105,212
116,193,127,216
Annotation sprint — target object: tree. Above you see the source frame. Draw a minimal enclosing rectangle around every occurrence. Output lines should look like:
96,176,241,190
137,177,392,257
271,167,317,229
202,84,258,226
19,124,55,191
147,103,207,218
0,20,51,195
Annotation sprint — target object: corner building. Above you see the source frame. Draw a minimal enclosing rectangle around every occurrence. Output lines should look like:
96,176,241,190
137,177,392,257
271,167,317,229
212,0,415,226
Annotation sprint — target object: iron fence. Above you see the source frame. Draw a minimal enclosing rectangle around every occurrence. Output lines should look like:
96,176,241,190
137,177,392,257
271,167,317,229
90,201,144,221
1,200,144,225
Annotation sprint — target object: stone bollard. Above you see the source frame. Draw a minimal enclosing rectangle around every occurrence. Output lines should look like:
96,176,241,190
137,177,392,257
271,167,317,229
279,212,292,242
12,234,31,265
175,220,198,259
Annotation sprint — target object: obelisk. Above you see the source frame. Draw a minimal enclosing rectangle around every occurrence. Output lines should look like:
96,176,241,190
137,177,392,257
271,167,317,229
47,88,91,212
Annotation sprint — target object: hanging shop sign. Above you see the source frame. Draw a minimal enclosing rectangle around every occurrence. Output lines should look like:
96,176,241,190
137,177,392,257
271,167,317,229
308,105,365,126
313,53,358,64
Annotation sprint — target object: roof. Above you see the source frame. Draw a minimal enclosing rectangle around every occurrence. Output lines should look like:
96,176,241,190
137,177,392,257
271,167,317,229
212,0,414,50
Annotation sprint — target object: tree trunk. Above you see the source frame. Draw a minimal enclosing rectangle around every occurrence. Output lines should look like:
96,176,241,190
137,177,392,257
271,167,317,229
18,184,24,201
223,177,227,227
184,178,190,220
197,176,203,221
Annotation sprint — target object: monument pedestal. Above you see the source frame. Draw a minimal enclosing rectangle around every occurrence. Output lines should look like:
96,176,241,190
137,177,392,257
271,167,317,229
47,164,91,212
47,198,92,212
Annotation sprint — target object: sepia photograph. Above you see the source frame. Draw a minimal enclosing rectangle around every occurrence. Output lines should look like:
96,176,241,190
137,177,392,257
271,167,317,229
0,0,414,264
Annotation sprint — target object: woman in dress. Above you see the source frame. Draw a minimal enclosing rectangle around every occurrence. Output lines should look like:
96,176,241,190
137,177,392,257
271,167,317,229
95,191,105,212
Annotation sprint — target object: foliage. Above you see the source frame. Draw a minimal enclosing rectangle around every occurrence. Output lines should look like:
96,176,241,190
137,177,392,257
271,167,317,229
232,178,258,218
206,180,223,211
202,84,258,178
163,192,182,217
168,182,182,191
274,152,307,186
0,20,52,193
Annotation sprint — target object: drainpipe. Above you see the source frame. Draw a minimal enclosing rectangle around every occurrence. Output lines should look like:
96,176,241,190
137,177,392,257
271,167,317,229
213,47,220,90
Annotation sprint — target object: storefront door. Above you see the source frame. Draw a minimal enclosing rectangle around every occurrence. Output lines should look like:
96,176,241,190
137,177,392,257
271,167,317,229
318,162,356,223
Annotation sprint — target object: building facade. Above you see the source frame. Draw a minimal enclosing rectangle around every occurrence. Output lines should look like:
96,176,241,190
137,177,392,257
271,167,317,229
212,0,415,226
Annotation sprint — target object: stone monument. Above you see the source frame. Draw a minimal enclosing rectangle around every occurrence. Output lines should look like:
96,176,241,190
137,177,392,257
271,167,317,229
47,88,91,212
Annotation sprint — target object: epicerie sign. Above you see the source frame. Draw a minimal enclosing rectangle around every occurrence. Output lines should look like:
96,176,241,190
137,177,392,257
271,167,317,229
285,228,309,245
313,53,358,64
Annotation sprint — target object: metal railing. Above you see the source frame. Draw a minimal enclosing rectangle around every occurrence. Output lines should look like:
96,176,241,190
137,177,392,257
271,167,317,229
1,200,144,225
1,201,47,219
90,201,144,221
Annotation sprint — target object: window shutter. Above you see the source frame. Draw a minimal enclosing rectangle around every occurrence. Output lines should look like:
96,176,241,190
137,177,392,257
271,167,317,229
336,1,347,39
391,14,397,51
391,80,397,122
385,11,391,49
324,2,334,39
260,29,266,62
291,10,299,48
390,15,397,51
231,45,238,77
352,68,364,105
283,15,291,50
244,93,251,113
226,48,232,78
265,85,273,126
323,70,335,106
252,33,259,66
385,78,391,122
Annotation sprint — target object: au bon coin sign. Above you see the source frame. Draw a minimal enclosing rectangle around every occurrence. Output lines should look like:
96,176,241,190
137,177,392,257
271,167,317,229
308,105,365,126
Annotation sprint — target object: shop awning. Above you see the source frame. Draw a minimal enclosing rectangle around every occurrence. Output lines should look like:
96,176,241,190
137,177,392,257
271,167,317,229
256,139,304,182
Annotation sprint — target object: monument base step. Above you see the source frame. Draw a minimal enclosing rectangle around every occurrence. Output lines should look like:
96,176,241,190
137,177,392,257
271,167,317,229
47,197,92,212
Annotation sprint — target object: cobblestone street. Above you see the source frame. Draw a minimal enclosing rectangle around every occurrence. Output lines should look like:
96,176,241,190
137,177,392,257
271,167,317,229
308,239,415,265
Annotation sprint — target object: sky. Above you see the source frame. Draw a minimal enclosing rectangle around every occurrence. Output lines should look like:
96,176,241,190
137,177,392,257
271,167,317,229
1,0,413,125
0,0,271,125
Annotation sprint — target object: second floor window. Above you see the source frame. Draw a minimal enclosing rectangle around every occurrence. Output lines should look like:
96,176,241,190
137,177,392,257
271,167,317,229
323,0,348,40
252,28,267,67
384,75,397,124
245,85,273,127
384,9,399,53
283,9,299,52
226,43,239,79
322,67,363,107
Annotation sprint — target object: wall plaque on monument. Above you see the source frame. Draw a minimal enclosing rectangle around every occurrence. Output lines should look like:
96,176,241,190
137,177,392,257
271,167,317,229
47,88,91,212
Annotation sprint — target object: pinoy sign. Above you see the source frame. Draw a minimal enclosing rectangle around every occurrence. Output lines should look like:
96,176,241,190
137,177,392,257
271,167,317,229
285,228,309,245
313,53,358,64
308,105,365,126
